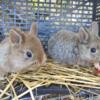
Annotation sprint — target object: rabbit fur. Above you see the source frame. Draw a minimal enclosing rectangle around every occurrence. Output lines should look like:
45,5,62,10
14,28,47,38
0,22,46,77
48,21,100,67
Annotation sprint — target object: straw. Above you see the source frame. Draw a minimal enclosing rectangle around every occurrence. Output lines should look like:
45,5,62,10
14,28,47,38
0,60,100,99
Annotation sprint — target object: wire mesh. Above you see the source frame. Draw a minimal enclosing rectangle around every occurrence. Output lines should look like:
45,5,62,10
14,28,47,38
95,0,100,21
0,0,94,51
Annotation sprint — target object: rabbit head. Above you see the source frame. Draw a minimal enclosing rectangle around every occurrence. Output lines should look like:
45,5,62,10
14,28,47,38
77,21,100,66
8,22,46,72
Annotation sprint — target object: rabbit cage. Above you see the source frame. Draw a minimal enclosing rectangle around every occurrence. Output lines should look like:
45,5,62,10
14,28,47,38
0,0,100,100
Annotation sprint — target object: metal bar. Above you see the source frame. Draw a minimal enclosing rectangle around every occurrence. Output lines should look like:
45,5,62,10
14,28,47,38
92,0,97,21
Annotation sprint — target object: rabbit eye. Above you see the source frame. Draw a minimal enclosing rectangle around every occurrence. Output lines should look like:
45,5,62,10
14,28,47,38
90,48,96,53
26,51,33,58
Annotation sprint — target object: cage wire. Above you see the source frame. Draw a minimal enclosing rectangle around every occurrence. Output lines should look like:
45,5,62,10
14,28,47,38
0,0,100,100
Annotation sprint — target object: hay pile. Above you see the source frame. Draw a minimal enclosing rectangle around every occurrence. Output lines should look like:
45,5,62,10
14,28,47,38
0,60,100,100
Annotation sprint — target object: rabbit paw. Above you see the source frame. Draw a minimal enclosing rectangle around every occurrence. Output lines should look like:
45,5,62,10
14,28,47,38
94,63,100,70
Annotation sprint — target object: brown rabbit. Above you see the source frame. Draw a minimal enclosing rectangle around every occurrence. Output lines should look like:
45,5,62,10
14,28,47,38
48,21,100,68
0,22,46,77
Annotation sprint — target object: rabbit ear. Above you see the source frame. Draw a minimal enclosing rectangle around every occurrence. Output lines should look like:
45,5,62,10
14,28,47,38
29,22,38,36
9,28,25,44
91,21,99,35
78,27,90,43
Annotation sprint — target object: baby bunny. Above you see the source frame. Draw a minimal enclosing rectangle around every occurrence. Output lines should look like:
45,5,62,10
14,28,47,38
0,22,46,76
48,21,100,67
